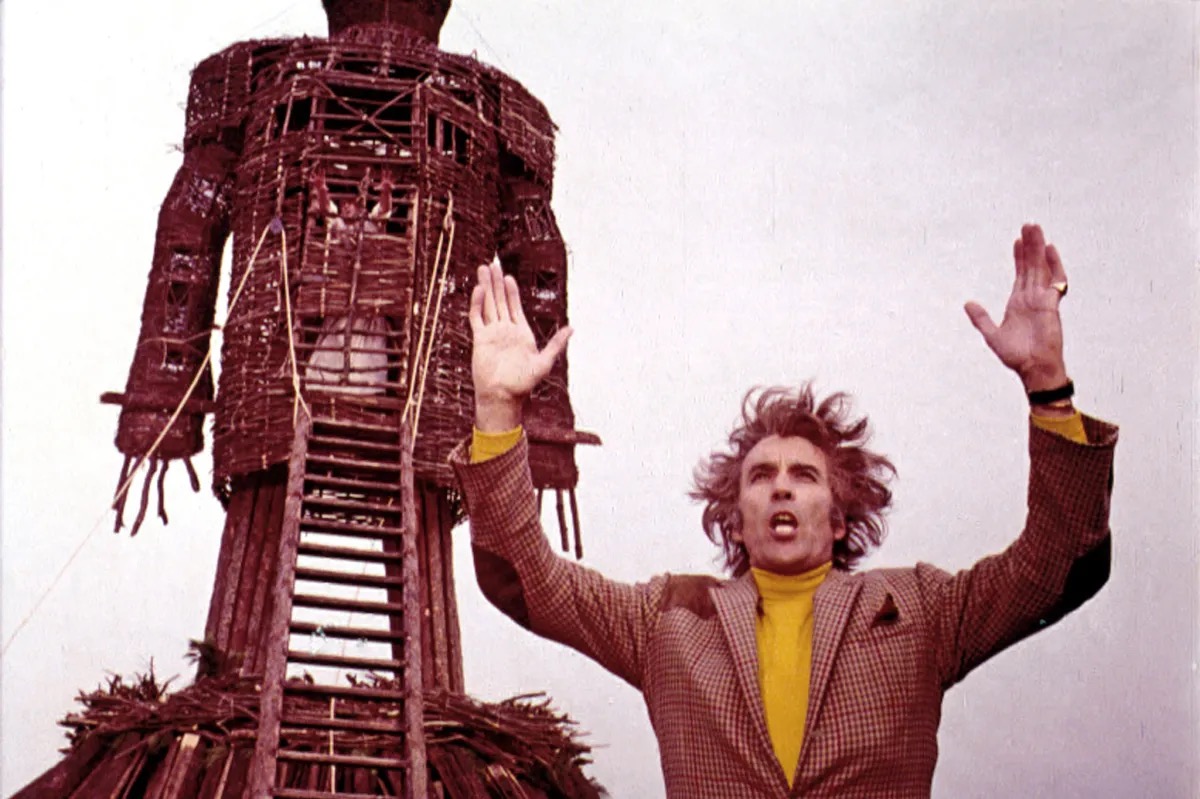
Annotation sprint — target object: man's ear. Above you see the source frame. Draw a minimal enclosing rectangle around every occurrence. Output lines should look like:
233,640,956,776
831,506,847,542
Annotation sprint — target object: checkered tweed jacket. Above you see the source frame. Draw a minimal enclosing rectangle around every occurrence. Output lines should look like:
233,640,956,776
450,417,1117,798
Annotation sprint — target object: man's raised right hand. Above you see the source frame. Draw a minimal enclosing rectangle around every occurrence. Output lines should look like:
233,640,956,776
468,262,572,432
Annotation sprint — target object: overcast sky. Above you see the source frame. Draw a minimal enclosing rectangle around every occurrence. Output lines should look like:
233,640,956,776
2,2,1197,797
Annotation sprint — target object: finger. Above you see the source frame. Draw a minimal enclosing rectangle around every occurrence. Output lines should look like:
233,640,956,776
478,264,499,323
1022,223,1045,249
469,282,485,332
503,275,526,325
488,262,511,321
535,325,574,375
1012,237,1028,290
963,301,999,345
1046,243,1067,284
1022,223,1050,285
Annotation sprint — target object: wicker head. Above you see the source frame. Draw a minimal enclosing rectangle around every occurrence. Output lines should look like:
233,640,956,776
322,0,452,40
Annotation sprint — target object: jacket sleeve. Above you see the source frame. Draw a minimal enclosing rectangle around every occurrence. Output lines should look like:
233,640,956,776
450,435,665,689
918,415,1118,688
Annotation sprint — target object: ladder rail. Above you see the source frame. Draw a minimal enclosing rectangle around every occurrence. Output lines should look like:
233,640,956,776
248,414,313,799
398,423,427,799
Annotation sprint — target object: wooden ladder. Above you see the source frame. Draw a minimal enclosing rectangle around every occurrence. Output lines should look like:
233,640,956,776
247,411,426,799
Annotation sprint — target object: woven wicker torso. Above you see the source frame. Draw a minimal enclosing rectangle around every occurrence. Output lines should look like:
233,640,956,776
189,28,570,492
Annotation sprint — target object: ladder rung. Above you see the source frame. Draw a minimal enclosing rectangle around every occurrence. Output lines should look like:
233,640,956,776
287,650,404,671
308,391,404,410
310,433,401,454
284,681,407,703
294,567,405,590
306,453,402,473
292,593,406,615
310,415,401,435
300,516,404,538
305,473,398,493
297,541,403,564
280,713,404,734
276,750,410,769
303,494,402,516
290,620,405,644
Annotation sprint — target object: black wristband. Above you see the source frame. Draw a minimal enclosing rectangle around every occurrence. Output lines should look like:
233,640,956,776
1027,380,1074,405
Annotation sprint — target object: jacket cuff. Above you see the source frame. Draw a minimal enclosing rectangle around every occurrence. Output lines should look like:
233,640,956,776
449,434,541,553
1026,413,1118,562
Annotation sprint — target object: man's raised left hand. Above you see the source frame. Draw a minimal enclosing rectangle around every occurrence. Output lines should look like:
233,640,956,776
964,223,1070,393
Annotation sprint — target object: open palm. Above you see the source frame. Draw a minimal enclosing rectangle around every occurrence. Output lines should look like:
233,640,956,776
964,224,1069,392
469,262,571,430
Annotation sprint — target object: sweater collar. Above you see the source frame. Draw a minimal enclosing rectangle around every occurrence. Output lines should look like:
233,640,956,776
751,561,833,601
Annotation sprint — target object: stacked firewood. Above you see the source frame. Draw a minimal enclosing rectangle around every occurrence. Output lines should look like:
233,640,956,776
35,669,606,798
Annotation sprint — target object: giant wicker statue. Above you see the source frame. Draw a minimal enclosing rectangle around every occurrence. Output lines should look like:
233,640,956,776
74,1,601,796
108,0,593,679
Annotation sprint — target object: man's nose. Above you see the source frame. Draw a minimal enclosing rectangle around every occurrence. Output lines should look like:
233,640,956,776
771,482,794,501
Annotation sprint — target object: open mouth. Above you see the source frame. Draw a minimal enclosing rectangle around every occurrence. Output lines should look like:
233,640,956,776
769,511,798,536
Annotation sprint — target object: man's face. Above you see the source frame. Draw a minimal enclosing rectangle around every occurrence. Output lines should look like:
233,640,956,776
733,435,844,575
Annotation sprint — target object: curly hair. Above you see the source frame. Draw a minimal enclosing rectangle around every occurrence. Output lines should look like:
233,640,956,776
690,385,895,574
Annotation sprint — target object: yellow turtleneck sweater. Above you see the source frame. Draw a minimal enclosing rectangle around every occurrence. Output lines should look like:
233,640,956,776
751,561,832,785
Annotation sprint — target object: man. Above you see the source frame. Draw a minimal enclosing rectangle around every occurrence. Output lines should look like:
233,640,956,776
449,224,1117,797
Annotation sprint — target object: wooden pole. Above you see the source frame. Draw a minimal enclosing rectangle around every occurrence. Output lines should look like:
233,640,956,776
399,422,428,799
246,414,311,799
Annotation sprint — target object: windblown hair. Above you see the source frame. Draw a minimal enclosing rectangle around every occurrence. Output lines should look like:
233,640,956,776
690,385,895,574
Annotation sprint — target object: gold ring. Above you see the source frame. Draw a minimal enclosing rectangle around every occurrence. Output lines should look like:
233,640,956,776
1050,281,1068,298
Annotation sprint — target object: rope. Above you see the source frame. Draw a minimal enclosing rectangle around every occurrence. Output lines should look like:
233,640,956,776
459,8,511,73
404,194,456,440
402,196,449,418
410,212,456,440
278,225,311,426
1,220,280,657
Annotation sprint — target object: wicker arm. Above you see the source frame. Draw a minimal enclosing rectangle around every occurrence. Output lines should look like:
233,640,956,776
487,68,599,491
107,49,245,531
496,167,593,486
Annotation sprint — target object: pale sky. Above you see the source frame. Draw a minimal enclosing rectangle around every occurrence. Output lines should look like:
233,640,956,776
2,2,1197,797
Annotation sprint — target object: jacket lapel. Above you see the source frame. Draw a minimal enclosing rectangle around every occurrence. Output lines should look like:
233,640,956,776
800,569,862,760
711,573,774,760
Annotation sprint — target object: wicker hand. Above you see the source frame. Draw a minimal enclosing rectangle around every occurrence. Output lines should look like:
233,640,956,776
469,262,572,432
963,223,1070,393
